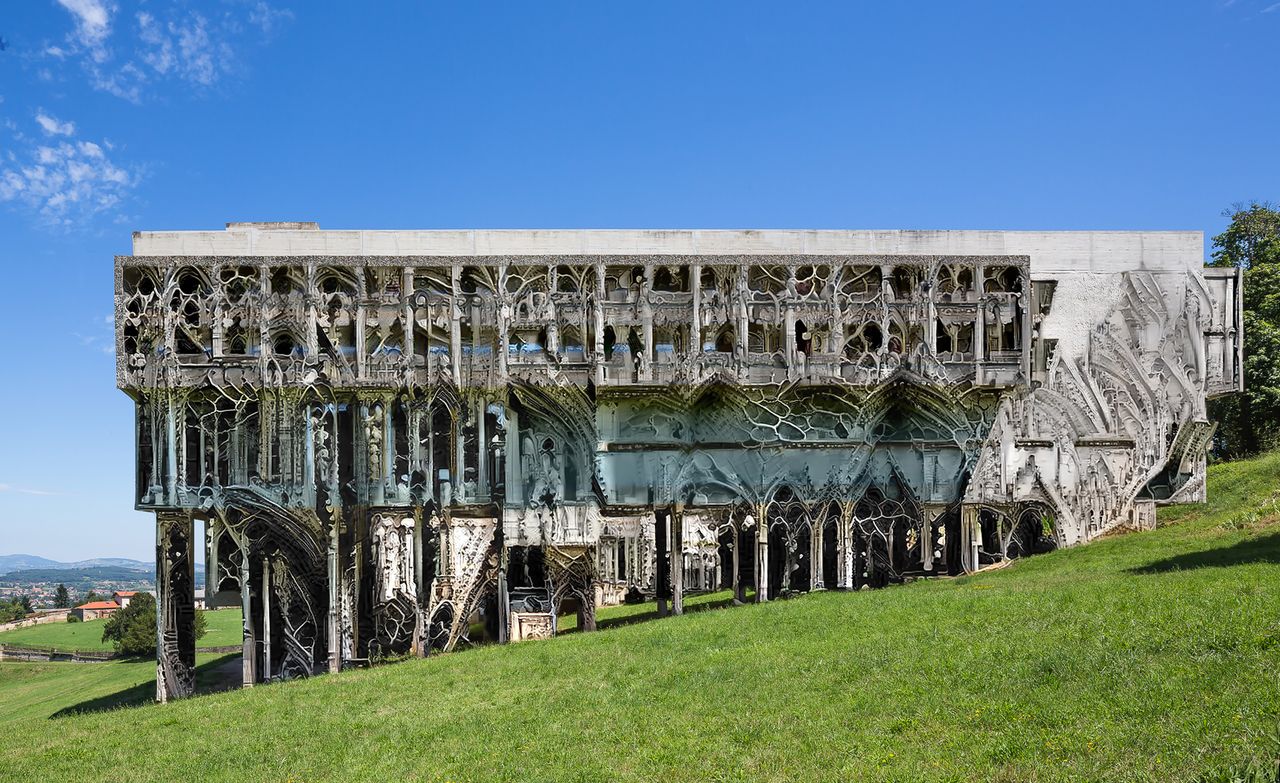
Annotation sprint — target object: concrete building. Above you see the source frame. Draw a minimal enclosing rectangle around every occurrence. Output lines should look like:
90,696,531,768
115,225,1242,700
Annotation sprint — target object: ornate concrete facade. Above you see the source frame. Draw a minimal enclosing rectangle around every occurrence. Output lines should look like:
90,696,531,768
116,225,1242,700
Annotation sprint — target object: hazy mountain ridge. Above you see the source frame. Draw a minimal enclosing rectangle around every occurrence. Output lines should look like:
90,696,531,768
0,555,151,575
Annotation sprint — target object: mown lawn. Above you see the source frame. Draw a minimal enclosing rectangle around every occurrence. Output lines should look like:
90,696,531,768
0,653,239,724
0,606,243,653
2,452,1279,782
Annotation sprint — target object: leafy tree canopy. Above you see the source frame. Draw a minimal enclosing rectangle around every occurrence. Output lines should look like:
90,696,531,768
101,593,207,657
1208,202,1280,457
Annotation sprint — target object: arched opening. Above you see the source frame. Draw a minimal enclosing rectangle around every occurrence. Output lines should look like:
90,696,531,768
603,325,616,361
714,324,735,353
821,506,839,589
935,319,953,353
794,320,812,355
273,334,296,357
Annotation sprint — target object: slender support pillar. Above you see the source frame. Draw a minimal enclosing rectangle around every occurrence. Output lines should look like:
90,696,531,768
812,517,824,589
240,551,255,687
262,555,272,682
496,547,509,644
671,505,684,616
594,265,606,385
476,397,487,497
155,511,195,703
655,511,669,618
328,518,341,673
756,515,770,603
731,522,743,605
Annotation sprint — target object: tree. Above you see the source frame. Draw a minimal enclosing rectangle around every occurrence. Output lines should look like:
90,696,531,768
1208,202,1280,458
0,598,27,623
101,593,208,657
16,595,33,614
79,590,102,606
53,584,71,609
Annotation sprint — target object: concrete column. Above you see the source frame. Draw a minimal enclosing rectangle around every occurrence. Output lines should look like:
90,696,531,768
328,518,341,674
594,264,606,385
476,397,487,498
655,511,669,618
240,550,255,687
755,510,769,602
262,555,272,682
402,266,415,366
497,264,509,382
155,512,195,703
450,266,462,382
1020,271,1033,381
731,521,743,605
974,263,986,384
206,521,219,605
812,517,824,589
784,306,796,367
355,304,367,380
641,310,654,382
671,505,684,616
690,263,702,360
165,394,178,504
454,409,465,503
382,401,394,504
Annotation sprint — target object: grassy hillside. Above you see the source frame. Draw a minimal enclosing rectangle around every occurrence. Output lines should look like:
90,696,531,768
0,607,244,652
0,653,238,724
3,452,1280,782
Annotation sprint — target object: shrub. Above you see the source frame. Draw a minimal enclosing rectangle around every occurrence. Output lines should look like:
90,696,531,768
101,594,208,657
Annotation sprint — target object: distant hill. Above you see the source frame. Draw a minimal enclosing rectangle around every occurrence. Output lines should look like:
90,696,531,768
0,555,150,576
0,554,61,574
0,566,155,584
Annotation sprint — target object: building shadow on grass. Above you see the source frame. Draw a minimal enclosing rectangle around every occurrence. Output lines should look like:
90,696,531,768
1131,531,1280,574
50,654,241,719
558,590,756,635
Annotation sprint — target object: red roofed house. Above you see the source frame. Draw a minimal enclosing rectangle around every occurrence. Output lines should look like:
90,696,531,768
72,601,121,621
112,591,139,609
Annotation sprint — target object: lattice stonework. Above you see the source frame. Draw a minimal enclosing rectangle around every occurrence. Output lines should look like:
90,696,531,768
116,226,1241,698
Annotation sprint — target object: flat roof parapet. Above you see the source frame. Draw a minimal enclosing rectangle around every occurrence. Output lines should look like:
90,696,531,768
127,228,1205,275
226,222,320,231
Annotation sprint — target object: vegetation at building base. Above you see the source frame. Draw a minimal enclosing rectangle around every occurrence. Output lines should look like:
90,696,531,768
0,607,243,654
2,453,1279,781
1209,201,1280,458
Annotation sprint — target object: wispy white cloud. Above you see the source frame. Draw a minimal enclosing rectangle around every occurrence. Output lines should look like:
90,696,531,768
46,1,293,103
1262,1,1280,12
137,10,233,87
0,483,64,497
55,0,115,54
249,2,295,38
0,112,139,228
35,112,75,137
72,314,117,355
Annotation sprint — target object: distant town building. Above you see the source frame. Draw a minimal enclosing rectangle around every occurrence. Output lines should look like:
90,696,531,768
72,601,122,621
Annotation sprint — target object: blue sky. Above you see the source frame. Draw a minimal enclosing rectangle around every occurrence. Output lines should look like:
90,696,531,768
0,1,1277,561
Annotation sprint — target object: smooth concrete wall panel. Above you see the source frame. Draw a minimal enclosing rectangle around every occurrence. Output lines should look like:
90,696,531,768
132,227,1204,274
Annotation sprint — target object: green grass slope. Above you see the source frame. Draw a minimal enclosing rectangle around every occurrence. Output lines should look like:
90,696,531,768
0,607,244,653
3,452,1280,782
0,653,238,725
